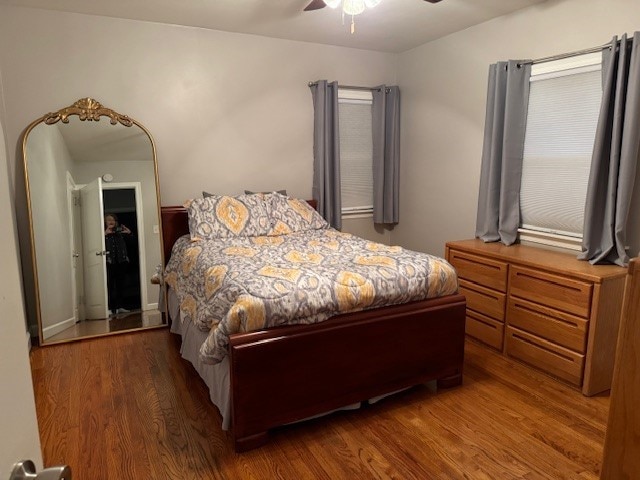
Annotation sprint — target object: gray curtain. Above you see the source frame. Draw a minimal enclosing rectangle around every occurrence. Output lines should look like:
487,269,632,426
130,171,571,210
310,80,342,229
475,60,531,244
372,85,400,224
579,33,640,266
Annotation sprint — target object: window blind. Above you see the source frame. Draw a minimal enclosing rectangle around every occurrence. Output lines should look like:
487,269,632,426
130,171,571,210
338,93,373,214
520,65,602,238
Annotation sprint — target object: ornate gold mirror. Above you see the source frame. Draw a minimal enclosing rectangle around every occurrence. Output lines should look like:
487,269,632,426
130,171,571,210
23,98,165,344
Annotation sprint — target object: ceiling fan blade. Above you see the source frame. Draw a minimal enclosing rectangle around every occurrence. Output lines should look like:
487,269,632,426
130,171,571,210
304,0,327,11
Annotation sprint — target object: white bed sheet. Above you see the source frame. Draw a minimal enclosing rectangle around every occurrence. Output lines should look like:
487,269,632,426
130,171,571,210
169,288,233,429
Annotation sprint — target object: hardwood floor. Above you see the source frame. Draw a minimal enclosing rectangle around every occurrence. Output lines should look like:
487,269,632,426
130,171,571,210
45,309,165,342
30,329,609,479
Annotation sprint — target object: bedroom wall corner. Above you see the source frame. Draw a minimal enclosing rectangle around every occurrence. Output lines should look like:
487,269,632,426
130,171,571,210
394,0,640,258
341,216,391,245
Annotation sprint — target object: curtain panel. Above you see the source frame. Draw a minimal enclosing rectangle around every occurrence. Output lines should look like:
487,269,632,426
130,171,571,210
309,80,342,230
372,85,400,224
579,33,640,266
475,60,531,245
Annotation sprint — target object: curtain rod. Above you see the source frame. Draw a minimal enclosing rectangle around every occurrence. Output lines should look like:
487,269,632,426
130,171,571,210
520,41,617,67
308,82,383,92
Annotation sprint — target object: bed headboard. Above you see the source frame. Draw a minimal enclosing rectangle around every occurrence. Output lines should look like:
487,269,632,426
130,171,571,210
161,199,318,265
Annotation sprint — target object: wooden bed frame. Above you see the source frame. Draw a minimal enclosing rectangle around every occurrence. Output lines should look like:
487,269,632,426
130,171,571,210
161,205,466,452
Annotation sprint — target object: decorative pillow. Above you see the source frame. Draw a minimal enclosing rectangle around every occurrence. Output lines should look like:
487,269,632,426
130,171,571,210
245,189,287,196
185,194,271,240
265,193,328,235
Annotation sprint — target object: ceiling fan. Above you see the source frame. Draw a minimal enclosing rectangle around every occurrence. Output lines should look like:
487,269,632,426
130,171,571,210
304,0,443,11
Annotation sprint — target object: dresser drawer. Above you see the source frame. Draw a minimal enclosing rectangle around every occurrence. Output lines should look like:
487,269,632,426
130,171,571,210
509,266,592,318
466,310,504,351
448,250,508,293
505,326,585,386
459,279,506,321
507,297,588,353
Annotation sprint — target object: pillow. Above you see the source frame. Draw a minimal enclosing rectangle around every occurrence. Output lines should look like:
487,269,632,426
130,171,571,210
265,193,328,235
185,194,271,240
245,189,287,196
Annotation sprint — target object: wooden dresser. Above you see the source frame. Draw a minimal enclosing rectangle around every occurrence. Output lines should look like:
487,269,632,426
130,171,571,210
445,239,627,395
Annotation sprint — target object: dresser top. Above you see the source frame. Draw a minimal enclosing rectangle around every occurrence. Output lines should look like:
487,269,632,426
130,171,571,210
446,239,627,282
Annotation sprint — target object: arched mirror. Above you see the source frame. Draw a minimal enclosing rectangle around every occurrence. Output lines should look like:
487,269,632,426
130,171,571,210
23,98,165,344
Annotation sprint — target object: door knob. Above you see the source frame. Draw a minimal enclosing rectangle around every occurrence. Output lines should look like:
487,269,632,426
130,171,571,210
10,460,71,480
95,250,109,256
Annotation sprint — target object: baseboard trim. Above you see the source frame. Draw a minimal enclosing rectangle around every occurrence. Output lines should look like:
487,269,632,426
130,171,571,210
42,317,76,340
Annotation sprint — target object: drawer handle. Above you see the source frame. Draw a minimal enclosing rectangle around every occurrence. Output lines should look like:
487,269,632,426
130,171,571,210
462,286,499,302
512,302,580,329
455,256,502,272
515,272,585,294
469,313,498,330
512,333,576,363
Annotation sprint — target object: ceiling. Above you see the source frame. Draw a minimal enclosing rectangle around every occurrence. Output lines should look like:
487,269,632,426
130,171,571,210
56,118,152,164
0,0,547,53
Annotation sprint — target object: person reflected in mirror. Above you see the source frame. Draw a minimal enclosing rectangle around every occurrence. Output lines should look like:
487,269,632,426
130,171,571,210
104,213,132,316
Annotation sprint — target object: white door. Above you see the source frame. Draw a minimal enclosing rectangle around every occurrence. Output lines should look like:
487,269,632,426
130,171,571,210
0,119,43,476
66,173,79,321
81,178,108,319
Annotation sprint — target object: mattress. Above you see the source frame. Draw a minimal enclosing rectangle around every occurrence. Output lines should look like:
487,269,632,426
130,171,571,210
165,228,458,365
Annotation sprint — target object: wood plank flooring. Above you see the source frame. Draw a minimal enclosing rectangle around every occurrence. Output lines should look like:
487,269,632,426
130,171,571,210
45,309,165,342
30,329,609,479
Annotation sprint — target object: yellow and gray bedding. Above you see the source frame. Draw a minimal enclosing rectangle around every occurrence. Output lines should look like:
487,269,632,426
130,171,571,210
164,193,458,364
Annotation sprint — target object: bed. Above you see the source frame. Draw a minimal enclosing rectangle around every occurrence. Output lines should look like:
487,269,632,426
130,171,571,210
161,195,466,451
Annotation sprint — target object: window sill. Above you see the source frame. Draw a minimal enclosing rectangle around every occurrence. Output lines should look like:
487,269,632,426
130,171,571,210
342,211,373,220
518,229,582,252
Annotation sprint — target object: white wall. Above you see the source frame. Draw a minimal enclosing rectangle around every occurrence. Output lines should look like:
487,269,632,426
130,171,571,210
3,0,639,277
0,6,397,206
342,216,391,244
0,5,397,331
26,124,75,334
396,0,640,256
0,86,43,477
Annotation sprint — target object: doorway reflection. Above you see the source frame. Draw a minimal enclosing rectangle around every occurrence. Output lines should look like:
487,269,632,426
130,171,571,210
103,188,142,315
21,98,165,345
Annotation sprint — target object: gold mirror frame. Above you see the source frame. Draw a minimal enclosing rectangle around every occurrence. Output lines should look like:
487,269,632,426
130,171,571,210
22,98,165,345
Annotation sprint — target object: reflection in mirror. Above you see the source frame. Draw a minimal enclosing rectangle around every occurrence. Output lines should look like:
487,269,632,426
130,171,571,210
23,98,165,344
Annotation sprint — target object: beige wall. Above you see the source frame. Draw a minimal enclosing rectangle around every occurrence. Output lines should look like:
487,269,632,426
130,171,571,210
2,0,639,276
342,216,391,244
395,0,640,257
26,124,76,334
0,97,43,475
0,6,397,207
0,5,397,329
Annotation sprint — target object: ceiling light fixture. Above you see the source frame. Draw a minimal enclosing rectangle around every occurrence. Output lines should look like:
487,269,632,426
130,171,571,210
324,0,383,34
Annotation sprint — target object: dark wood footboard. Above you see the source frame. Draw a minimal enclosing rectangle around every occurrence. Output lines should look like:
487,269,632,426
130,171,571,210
160,205,466,452
229,294,466,451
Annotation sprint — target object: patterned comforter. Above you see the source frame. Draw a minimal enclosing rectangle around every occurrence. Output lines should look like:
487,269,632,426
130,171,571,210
165,228,458,364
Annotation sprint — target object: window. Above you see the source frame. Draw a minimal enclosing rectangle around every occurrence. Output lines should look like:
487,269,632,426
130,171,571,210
519,52,602,250
338,89,373,216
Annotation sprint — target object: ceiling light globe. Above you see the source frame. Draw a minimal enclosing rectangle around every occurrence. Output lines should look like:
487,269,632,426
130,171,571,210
343,0,365,15
323,0,342,8
364,0,382,7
